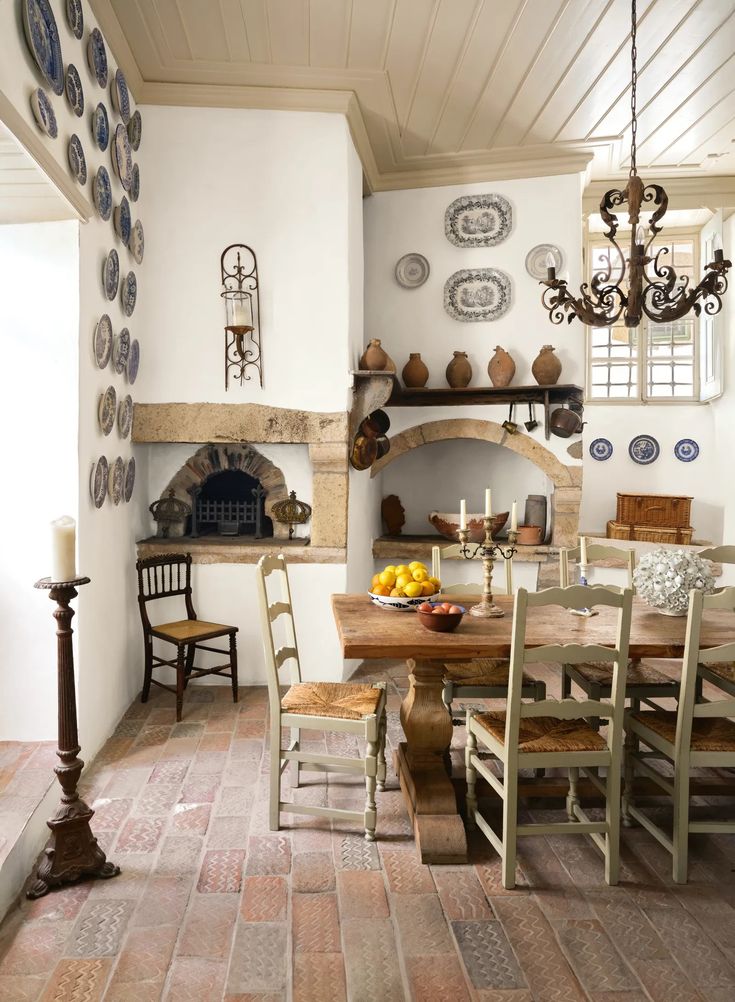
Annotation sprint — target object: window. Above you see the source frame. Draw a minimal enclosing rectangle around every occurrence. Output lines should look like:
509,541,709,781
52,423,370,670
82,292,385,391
586,233,699,403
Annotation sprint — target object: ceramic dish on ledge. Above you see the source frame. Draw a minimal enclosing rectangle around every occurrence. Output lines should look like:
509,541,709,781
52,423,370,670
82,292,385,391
429,510,508,544
367,591,425,612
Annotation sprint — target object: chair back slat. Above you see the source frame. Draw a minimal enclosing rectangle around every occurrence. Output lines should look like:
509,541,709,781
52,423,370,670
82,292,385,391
269,601,292,622
256,554,302,714
698,642,735,664
521,698,612,720
698,545,735,564
560,543,635,589
527,584,624,610
136,552,196,629
523,643,620,666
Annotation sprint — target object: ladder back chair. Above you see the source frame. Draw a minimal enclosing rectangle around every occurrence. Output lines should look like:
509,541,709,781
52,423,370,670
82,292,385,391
136,552,238,722
623,586,735,882
256,554,387,840
432,545,546,723
560,542,677,718
466,583,633,888
695,547,735,697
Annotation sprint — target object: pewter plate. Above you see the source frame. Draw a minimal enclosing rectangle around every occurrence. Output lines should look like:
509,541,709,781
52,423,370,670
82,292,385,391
124,457,135,502
444,193,512,248
444,268,512,322
525,243,564,281
93,314,113,369
90,455,108,508
98,385,116,436
117,395,133,439
113,328,130,375
108,456,124,505
395,252,429,289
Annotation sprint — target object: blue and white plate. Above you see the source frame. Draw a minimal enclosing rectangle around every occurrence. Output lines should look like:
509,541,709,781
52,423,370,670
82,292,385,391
113,196,131,245
108,456,124,505
113,327,130,375
445,193,512,248
121,271,137,317
93,314,113,369
93,165,112,220
22,0,64,97
589,438,613,461
90,456,108,508
130,162,140,202
127,109,142,151
117,395,133,439
91,101,109,151
112,123,133,191
130,219,144,264
67,134,87,184
629,434,660,465
65,63,84,116
127,338,139,384
674,438,699,462
123,457,136,502
111,68,131,124
30,87,57,138
103,249,119,301
98,385,116,436
444,268,511,322
66,0,83,39
86,27,108,88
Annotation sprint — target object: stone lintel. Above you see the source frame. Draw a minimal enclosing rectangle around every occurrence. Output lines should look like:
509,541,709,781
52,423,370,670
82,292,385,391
132,403,348,445
136,538,346,565
309,442,349,473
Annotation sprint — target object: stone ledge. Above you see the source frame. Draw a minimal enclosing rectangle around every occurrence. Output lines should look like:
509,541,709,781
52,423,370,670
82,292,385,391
132,403,348,444
136,537,346,565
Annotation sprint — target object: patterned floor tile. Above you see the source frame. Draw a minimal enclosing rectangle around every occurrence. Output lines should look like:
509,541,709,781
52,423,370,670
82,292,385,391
336,870,389,919
393,894,454,956
245,835,291,875
381,849,434,894
90,798,134,833
292,852,335,893
406,954,472,1001
0,922,71,976
129,875,193,929
292,894,341,953
109,925,177,983
293,953,346,1002
433,869,493,919
240,877,288,923
196,850,245,893
225,923,288,994
66,900,133,958
154,836,203,875
214,787,253,817
452,920,527,990
341,919,404,1002
164,957,227,1001
115,817,165,853
333,833,380,871
148,761,189,786
177,894,238,959
23,884,91,923
206,816,249,849
172,803,212,835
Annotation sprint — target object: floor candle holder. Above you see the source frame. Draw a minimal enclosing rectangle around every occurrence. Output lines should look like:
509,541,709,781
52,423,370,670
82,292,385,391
458,521,517,618
27,576,120,899
570,563,599,618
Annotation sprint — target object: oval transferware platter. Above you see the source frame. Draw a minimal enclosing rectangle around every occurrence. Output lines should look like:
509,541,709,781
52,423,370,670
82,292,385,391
66,0,83,39
30,87,57,138
525,243,564,281
67,134,87,184
113,123,133,192
114,196,131,246
589,437,613,461
444,193,512,248
113,328,130,375
93,314,113,369
22,0,64,97
117,395,133,438
93,165,112,220
103,249,119,301
124,457,135,502
98,385,117,436
86,27,108,88
127,338,139,385
130,219,144,264
121,271,137,317
674,438,699,462
395,253,429,289
108,456,124,505
111,68,131,124
629,434,660,465
91,101,109,152
444,268,512,322
65,63,84,117
130,162,140,202
127,109,142,151
90,456,108,509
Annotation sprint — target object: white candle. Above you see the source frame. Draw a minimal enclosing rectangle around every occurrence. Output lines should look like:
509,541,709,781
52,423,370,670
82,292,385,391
485,489,492,518
230,296,252,328
580,534,588,565
511,501,518,531
459,499,467,531
51,516,76,582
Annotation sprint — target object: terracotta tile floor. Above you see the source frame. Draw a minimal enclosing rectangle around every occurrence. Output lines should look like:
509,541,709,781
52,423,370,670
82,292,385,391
0,667,733,1001
0,741,56,867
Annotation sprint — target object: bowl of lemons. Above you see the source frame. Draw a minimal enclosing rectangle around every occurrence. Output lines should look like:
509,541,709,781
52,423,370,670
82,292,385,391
368,561,441,611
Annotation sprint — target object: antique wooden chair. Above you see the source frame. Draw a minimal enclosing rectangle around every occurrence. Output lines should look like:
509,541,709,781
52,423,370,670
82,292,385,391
466,583,633,888
257,554,387,840
433,545,546,722
560,542,677,717
623,586,735,882
136,552,238,722
695,547,735,697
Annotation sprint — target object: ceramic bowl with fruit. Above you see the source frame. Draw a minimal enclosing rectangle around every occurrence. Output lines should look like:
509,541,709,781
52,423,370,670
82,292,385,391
368,560,441,611
416,601,466,632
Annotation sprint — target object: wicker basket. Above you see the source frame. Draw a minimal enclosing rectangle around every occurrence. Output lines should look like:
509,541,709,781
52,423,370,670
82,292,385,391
615,493,692,529
607,519,693,545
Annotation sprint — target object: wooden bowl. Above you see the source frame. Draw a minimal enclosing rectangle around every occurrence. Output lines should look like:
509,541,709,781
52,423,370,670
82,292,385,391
429,511,509,543
416,603,466,632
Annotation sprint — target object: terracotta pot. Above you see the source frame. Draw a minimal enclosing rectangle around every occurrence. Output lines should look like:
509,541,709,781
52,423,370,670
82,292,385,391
531,345,562,385
402,353,429,388
488,345,516,387
359,339,389,371
446,351,472,388
516,524,543,545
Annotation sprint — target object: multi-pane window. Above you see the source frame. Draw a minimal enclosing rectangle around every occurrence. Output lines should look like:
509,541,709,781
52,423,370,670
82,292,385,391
586,234,699,403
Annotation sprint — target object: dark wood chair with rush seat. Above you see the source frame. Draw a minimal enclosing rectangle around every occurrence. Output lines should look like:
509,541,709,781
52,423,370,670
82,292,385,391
136,552,238,721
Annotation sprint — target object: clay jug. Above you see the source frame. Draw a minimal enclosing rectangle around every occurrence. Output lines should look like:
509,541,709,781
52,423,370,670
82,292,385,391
446,351,472,388
531,345,562,385
359,338,389,371
402,353,429,388
488,345,515,387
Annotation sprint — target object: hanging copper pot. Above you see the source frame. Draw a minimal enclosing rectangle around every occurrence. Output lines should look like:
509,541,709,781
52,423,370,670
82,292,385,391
350,434,378,470
549,405,585,438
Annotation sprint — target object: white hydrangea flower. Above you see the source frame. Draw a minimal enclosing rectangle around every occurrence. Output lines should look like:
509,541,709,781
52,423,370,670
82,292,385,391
632,548,716,614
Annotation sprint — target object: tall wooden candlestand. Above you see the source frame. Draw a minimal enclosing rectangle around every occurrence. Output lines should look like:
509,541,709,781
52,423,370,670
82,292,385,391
27,576,120,899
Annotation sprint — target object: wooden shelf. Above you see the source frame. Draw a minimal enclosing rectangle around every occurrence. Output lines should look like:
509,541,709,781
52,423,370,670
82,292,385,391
372,534,556,564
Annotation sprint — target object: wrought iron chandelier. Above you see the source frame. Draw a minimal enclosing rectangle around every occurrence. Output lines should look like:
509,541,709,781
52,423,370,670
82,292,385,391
541,0,731,329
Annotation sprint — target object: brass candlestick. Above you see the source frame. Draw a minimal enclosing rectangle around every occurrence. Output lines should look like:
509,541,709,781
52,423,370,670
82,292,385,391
28,576,120,899
458,520,517,619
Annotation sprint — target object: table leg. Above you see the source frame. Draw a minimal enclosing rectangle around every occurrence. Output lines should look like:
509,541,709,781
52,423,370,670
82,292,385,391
394,658,467,864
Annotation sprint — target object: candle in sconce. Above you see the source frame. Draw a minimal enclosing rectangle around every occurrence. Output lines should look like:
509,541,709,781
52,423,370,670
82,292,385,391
580,534,588,566
459,499,467,531
485,489,492,518
51,516,76,582
511,501,518,531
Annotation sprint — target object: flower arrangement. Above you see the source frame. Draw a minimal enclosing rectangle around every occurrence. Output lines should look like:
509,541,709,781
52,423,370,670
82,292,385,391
632,548,715,616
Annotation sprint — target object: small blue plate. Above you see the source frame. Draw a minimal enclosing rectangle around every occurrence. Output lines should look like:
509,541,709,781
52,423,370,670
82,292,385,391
130,162,140,202
93,165,112,220
65,63,84,116
127,109,142,151
674,439,699,462
86,26,108,88
114,196,131,246
629,435,660,465
113,122,133,192
589,438,613,461
91,101,109,151
30,87,57,138
67,134,86,184
66,0,83,39
111,68,131,125
121,271,137,317
22,0,64,97
103,249,119,301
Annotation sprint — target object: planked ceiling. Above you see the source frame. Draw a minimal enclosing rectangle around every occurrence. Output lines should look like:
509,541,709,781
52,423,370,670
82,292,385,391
91,0,735,192
0,122,77,224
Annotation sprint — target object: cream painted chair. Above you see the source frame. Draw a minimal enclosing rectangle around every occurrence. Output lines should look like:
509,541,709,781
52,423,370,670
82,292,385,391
466,583,633,888
623,586,735,882
256,554,387,840
431,545,546,720
696,547,735,697
560,542,677,717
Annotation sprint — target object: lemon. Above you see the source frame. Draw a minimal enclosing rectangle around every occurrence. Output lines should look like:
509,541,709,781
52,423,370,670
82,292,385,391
403,581,423,598
412,568,428,582
429,576,441,589
390,587,403,597
395,564,410,577
379,570,396,588
371,573,381,587
396,573,413,590
372,584,389,596
383,565,396,575
409,561,427,572
421,580,436,596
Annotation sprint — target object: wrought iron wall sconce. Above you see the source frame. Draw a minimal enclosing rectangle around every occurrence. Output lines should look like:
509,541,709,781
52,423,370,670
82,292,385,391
221,243,262,389
272,491,312,540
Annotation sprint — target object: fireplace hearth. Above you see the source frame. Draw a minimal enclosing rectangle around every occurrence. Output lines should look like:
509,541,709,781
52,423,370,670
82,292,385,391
191,470,273,538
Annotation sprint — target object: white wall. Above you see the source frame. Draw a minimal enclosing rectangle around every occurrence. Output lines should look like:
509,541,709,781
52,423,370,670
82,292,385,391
0,221,79,740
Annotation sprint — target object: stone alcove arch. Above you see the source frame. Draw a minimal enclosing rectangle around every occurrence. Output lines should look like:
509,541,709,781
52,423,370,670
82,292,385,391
371,418,582,546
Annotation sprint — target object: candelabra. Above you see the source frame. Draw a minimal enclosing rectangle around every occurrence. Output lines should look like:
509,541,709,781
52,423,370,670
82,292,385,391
458,519,517,618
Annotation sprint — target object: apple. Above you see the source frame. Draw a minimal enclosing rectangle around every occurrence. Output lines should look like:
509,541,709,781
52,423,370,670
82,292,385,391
441,602,453,612
448,605,463,615
431,607,446,615
418,602,433,613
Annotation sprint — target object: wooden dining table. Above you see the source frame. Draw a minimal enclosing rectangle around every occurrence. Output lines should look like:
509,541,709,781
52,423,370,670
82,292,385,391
332,592,734,865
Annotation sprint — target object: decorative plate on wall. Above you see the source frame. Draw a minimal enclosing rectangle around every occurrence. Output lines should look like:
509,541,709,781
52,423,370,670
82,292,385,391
629,434,660,465
66,0,83,39
30,88,57,138
90,456,108,508
444,268,512,322
674,438,699,462
65,63,84,117
112,123,133,192
395,253,429,288
86,27,108,88
91,101,109,152
127,110,142,151
123,457,135,502
93,314,113,368
103,249,119,301
108,456,124,505
589,437,613,461
67,134,87,184
130,219,144,264
525,243,564,281
114,196,131,246
130,162,140,202
127,338,139,384
444,193,512,248
111,68,131,124
113,328,130,375
22,0,64,97
121,271,137,317
117,395,133,438
93,165,112,220
98,385,116,436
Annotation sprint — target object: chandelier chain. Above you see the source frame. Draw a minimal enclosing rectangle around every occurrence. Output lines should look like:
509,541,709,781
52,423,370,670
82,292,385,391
629,0,638,177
